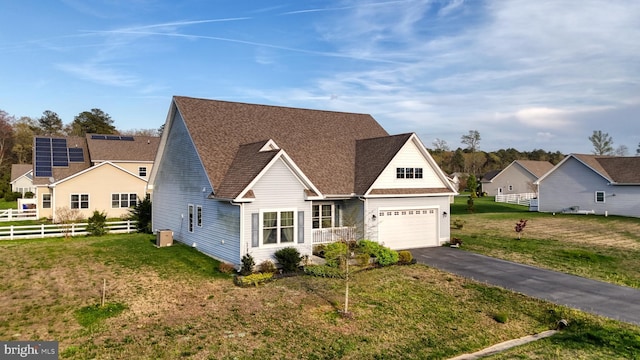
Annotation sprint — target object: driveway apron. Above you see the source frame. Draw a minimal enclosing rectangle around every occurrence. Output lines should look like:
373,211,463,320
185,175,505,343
413,247,640,326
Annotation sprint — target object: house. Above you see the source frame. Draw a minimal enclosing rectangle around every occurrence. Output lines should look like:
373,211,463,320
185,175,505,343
149,96,457,266
10,164,34,196
481,160,554,196
535,154,640,218
32,134,160,221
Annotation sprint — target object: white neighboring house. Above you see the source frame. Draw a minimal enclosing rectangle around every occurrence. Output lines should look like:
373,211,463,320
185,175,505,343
535,154,640,218
149,96,458,266
10,164,35,196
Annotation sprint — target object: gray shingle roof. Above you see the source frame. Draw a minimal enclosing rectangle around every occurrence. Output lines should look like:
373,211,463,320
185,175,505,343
354,133,413,195
86,134,160,162
516,160,554,178
574,154,640,184
10,164,32,182
215,141,280,199
173,96,390,196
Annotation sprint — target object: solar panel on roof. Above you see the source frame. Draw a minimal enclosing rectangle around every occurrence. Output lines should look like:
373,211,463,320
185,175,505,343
91,135,107,140
68,148,84,162
120,136,135,141
34,137,53,177
51,139,69,167
106,135,120,140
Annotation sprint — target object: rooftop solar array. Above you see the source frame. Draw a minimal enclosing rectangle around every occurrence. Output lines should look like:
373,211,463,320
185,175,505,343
91,134,135,141
34,137,85,177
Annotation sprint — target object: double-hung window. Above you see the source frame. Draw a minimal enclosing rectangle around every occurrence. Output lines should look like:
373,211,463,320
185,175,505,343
312,204,333,229
262,210,295,245
71,194,89,209
188,205,194,232
595,191,605,203
196,205,202,227
112,193,137,208
42,194,51,209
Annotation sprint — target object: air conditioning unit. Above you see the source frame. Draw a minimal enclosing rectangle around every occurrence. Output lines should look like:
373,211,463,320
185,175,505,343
156,230,173,247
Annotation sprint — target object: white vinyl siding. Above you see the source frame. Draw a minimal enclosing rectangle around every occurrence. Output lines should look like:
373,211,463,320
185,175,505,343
371,140,445,190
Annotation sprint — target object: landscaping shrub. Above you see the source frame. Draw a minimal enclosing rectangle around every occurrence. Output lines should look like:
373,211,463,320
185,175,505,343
304,265,344,278
258,260,277,274
357,239,399,266
355,253,371,267
274,247,302,273
493,312,509,323
4,192,22,202
218,262,235,274
240,254,255,275
357,239,381,257
312,244,326,257
452,218,465,229
324,241,349,267
235,273,273,287
86,210,108,236
129,195,152,233
398,250,413,264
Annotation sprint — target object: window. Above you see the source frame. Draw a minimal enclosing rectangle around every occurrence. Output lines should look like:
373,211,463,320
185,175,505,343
71,194,89,209
42,194,51,209
197,205,202,227
595,191,605,203
139,167,147,177
312,204,333,229
262,210,295,245
188,205,194,232
508,185,513,191
112,193,137,208
397,167,423,179
405,168,414,179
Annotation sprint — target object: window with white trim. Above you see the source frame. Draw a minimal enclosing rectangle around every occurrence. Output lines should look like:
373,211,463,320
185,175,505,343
397,167,423,179
139,167,147,177
595,191,605,203
188,204,194,232
312,204,333,229
112,193,137,208
196,205,202,227
42,194,51,209
262,210,295,245
70,194,89,209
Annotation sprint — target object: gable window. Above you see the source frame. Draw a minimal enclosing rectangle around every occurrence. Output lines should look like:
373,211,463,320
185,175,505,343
312,204,333,229
397,167,423,179
112,193,137,208
595,191,605,203
139,167,147,177
42,194,51,209
197,205,202,227
188,205,194,232
262,210,295,245
71,194,89,209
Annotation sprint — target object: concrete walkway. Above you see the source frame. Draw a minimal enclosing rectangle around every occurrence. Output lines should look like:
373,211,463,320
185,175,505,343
412,247,640,326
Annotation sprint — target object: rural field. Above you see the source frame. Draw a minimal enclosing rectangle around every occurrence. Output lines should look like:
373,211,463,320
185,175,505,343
0,199,639,359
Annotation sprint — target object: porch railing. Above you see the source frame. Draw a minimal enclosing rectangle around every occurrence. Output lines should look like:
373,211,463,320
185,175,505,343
312,226,357,244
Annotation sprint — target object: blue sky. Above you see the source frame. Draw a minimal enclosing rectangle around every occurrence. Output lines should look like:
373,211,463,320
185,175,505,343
1,0,639,154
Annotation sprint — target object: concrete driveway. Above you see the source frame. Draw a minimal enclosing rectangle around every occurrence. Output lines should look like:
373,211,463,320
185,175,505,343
412,246,640,326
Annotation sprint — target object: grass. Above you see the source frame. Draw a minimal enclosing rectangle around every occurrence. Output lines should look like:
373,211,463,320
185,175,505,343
0,198,17,209
1,233,639,359
451,195,640,288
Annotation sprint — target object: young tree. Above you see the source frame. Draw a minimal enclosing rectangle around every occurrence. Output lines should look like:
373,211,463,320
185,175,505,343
67,108,116,136
38,110,64,135
588,130,614,155
467,174,478,197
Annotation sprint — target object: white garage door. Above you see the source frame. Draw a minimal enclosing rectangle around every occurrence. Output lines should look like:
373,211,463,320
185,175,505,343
377,208,438,249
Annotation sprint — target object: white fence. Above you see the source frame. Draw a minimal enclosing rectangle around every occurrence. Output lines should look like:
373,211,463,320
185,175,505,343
0,220,137,240
0,208,38,222
312,227,357,244
495,193,537,206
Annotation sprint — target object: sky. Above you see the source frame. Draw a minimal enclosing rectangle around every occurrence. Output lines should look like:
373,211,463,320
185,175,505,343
1,0,639,154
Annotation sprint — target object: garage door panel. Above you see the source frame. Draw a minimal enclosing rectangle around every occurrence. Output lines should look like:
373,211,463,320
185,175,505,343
378,208,437,249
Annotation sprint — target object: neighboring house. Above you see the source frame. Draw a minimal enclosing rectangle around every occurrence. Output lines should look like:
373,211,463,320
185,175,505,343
535,154,640,218
481,160,554,196
10,164,34,196
32,134,160,221
149,96,457,266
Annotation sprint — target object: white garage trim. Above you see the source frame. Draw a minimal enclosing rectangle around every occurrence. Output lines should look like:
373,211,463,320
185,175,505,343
376,206,440,250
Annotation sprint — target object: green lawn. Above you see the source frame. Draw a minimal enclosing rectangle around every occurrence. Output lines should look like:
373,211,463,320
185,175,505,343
1,233,639,359
450,195,640,289
0,198,17,209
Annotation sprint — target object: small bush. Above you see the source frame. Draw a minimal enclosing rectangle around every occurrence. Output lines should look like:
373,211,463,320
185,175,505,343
129,195,152,233
493,312,508,323
357,239,381,257
4,192,22,202
218,262,235,274
355,253,371,267
304,265,345,278
86,210,108,236
398,250,413,264
240,254,255,275
452,218,465,230
312,244,326,257
235,273,273,287
357,239,399,266
274,247,302,273
324,242,349,267
258,260,277,274
24,191,35,199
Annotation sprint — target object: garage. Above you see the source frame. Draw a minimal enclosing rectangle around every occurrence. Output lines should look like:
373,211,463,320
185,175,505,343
377,208,438,249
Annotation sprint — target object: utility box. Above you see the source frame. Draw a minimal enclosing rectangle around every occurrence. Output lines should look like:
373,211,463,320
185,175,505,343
156,230,173,247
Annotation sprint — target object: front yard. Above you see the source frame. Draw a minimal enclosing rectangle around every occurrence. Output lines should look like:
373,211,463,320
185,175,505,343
1,233,639,359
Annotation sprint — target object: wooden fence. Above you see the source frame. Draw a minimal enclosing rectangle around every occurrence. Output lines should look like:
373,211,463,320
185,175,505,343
0,220,137,240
